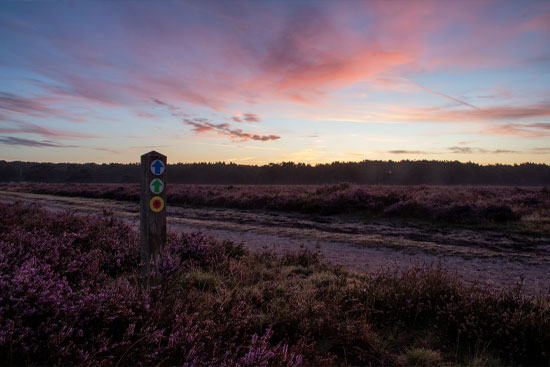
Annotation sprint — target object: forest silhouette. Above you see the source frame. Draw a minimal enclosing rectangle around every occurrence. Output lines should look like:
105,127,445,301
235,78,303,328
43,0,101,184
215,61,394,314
1,160,549,185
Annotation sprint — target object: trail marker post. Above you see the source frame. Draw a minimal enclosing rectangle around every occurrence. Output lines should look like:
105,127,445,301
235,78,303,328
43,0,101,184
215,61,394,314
140,151,167,281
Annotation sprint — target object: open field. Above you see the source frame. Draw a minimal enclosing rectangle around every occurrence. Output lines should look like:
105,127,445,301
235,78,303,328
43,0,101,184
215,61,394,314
3,183,549,230
1,184,549,365
1,185,549,296
1,201,549,366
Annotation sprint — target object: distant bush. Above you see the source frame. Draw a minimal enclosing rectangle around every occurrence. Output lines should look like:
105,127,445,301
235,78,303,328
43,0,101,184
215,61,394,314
3,183,538,226
1,203,548,366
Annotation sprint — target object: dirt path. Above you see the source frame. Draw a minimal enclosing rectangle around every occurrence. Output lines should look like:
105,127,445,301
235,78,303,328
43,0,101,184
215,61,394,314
2,190,549,296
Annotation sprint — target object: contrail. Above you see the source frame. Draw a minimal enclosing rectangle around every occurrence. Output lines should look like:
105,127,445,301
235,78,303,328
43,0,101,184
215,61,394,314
403,77,481,110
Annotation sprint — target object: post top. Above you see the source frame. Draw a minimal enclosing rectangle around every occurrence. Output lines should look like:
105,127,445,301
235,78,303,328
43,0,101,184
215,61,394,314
141,150,166,159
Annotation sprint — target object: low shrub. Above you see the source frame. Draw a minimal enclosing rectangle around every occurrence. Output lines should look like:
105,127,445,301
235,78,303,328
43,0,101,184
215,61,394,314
0,202,548,366
5,183,542,226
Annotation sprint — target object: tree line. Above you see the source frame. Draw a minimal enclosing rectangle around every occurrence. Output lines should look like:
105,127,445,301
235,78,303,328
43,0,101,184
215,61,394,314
1,160,549,185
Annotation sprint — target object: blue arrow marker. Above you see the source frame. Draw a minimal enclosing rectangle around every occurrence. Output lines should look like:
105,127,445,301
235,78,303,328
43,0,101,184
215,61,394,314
152,160,164,175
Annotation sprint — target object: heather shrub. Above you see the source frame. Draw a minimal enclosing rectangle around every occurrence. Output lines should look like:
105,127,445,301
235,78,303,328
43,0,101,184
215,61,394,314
383,200,432,220
481,204,520,222
0,203,299,366
4,183,542,226
1,202,548,366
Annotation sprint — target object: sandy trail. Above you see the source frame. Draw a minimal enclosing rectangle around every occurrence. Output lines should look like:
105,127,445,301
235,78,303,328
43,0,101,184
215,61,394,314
1,190,549,296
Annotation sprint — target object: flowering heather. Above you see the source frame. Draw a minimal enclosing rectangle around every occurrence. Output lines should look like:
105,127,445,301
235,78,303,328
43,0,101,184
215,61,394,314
0,203,300,366
1,202,549,366
4,183,550,227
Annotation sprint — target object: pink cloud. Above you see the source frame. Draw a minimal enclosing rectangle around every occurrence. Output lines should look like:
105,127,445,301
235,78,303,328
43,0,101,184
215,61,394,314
250,8,411,102
28,5,414,109
232,113,261,123
1,92,63,117
3,1,547,133
393,103,550,123
243,113,261,123
0,92,88,123
481,123,550,138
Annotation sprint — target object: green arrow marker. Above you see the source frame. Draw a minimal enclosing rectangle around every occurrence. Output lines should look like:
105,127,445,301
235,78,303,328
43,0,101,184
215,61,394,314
150,179,164,194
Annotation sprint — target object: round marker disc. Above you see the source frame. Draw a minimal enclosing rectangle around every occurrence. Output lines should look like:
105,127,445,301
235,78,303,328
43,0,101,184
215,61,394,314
150,178,164,194
149,196,165,212
150,159,165,175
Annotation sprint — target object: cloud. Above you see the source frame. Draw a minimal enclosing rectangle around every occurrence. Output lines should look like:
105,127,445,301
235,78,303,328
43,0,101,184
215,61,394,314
254,6,411,102
386,147,521,155
1,0,548,150
448,147,517,154
243,113,261,123
0,120,98,139
232,113,261,123
0,92,60,116
92,147,121,154
528,123,550,130
449,146,473,154
136,111,156,119
184,118,280,142
387,150,426,154
153,98,178,111
129,145,172,149
405,78,480,110
475,89,512,100
0,136,77,148
481,123,550,138
387,103,550,129
0,92,86,123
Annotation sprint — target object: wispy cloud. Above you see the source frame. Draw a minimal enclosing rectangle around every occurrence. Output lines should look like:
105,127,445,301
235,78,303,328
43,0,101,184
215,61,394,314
481,123,550,137
153,98,179,111
404,78,480,110
387,103,550,129
448,146,517,154
232,113,261,123
0,1,548,163
387,147,520,155
387,150,427,154
184,118,280,142
0,92,60,116
0,120,98,139
243,113,261,123
475,88,512,100
0,92,87,123
91,147,121,154
0,136,77,148
129,145,172,150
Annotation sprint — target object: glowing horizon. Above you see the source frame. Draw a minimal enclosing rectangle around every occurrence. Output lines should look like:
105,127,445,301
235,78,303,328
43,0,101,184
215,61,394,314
1,1,549,165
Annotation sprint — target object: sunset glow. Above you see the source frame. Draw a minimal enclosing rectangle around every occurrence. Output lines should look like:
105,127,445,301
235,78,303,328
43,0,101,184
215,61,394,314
1,0,549,164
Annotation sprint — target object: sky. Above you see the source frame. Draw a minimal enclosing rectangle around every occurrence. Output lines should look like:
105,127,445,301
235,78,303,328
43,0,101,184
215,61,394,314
0,0,549,165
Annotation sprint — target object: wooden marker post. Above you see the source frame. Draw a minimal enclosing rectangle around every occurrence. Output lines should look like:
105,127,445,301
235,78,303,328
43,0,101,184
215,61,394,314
140,151,167,280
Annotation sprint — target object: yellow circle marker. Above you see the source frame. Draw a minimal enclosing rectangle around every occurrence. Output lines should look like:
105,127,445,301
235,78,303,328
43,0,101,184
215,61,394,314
149,196,164,212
